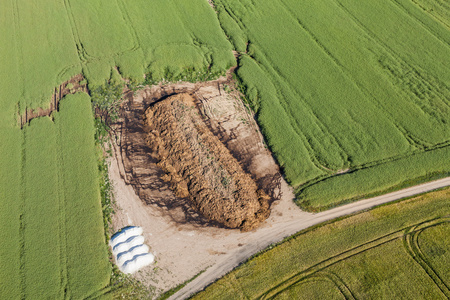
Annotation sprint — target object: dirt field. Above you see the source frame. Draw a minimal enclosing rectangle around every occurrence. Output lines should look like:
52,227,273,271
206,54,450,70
109,76,309,296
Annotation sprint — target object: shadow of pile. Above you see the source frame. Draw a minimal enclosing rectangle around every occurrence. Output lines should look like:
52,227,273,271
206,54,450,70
115,87,225,229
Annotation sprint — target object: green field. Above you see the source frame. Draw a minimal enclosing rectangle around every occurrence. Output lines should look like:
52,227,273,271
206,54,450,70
213,0,450,210
0,0,448,210
0,94,111,298
1,0,449,297
0,1,235,297
193,188,450,299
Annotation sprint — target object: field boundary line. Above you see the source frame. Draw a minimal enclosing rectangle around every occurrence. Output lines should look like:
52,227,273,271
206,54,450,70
56,118,70,298
18,124,26,298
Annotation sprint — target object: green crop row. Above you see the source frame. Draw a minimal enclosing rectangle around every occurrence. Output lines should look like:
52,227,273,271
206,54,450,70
193,188,450,299
54,93,111,299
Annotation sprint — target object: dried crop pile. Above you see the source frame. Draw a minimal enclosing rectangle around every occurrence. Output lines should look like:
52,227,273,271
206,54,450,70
145,94,270,231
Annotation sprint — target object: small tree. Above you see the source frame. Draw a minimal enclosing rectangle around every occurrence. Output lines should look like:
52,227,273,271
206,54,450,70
91,80,124,124
90,80,124,144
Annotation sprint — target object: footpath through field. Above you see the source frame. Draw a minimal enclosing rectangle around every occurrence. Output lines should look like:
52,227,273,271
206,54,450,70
169,177,450,300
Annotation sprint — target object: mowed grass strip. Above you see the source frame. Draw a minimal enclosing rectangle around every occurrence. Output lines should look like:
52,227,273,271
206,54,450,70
22,117,63,299
0,128,23,298
54,93,111,299
193,188,450,299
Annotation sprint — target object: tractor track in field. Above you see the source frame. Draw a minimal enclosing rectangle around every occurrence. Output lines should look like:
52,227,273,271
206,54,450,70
258,216,449,300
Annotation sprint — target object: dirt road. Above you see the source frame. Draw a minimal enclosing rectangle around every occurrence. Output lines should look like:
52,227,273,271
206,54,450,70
169,177,450,300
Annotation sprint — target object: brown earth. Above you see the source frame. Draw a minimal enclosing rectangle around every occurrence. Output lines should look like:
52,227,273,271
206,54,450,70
145,93,270,230
113,67,283,231
18,73,88,127
110,74,298,295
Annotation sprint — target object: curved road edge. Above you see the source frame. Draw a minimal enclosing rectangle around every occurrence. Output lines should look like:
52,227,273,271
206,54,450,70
169,177,450,300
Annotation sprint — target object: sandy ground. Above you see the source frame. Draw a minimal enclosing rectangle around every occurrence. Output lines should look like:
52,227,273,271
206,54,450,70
109,147,309,297
109,79,312,297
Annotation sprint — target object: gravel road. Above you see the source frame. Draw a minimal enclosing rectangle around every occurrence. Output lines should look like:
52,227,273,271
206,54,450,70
169,177,450,300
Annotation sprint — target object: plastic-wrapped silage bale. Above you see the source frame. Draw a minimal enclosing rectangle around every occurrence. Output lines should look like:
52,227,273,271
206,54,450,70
121,253,155,274
109,226,143,247
116,244,150,267
112,235,145,255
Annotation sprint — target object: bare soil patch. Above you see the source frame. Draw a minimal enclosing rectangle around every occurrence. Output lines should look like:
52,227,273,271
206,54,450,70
18,74,88,127
109,74,305,296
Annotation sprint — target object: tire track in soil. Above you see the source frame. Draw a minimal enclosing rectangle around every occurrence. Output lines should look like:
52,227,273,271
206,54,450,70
258,229,405,300
115,0,142,52
62,0,91,63
17,74,88,128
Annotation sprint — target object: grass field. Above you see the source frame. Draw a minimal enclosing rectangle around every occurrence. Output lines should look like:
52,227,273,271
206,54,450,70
213,0,450,210
1,0,447,210
0,1,235,297
0,94,111,299
1,0,449,296
193,188,450,299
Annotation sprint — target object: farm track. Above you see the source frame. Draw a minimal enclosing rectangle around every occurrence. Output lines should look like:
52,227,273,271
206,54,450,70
169,177,450,300
391,0,450,46
404,218,450,297
259,230,404,299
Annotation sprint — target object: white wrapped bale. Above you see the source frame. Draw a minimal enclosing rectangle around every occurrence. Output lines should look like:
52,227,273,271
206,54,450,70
112,235,145,255
121,253,155,274
116,244,150,267
109,226,143,247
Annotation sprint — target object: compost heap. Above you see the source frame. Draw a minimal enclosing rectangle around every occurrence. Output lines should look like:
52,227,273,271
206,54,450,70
145,94,270,231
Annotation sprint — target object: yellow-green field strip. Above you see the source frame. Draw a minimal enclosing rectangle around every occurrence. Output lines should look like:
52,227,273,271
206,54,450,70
170,178,450,299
